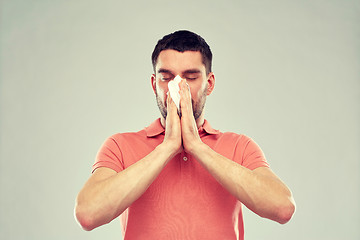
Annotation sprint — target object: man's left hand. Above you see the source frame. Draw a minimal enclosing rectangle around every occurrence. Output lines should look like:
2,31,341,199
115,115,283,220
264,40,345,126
179,79,203,154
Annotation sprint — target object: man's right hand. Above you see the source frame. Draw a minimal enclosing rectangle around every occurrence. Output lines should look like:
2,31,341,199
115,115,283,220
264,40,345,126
75,96,183,231
163,93,183,157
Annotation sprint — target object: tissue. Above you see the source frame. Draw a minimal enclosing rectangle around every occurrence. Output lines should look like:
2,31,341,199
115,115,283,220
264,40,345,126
168,75,182,111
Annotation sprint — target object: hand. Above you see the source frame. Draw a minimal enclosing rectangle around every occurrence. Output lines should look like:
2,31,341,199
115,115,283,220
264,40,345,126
179,79,203,154
162,92,183,157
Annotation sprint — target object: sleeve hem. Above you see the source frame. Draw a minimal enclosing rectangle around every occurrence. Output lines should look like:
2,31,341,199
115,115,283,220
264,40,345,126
246,161,269,171
92,161,122,173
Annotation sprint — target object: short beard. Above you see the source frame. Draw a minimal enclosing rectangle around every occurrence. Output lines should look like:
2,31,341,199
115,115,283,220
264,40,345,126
155,87,207,120
155,92,168,119
192,88,207,120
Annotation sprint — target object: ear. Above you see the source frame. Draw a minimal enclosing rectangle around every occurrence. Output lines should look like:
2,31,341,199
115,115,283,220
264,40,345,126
151,74,157,94
206,72,215,96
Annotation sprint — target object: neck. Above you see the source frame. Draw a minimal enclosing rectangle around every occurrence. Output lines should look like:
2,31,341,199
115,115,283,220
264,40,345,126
195,113,205,128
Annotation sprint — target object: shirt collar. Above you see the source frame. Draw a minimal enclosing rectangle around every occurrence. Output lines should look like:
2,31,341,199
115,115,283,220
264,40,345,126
200,119,220,135
145,118,165,137
145,118,219,137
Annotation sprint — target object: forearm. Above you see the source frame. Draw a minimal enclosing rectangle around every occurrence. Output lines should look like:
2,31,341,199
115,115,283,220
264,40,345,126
190,143,295,224
75,142,176,230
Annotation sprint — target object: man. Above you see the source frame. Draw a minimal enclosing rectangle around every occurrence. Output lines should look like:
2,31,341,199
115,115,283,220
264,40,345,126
75,30,296,239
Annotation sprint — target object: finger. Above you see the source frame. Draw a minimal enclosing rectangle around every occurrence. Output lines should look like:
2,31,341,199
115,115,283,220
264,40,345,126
167,92,179,119
168,87,182,117
179,80,192,114
166,93,173,115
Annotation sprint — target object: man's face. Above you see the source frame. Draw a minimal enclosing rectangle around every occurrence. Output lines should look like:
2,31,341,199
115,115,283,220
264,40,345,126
151,49,214,120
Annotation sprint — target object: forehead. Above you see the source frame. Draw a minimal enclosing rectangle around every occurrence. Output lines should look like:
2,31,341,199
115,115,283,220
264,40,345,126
156,49,205,72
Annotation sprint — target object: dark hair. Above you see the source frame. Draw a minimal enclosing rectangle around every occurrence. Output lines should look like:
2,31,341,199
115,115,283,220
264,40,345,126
151,30,213,74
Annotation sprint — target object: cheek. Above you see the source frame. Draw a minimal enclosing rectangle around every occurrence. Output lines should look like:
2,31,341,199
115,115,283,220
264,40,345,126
157,83,169,101
190,89,197,99
191,85,205,100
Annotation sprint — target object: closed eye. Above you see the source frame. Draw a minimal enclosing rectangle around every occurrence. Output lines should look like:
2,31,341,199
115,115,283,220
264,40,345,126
157,68,174,81
184,75,199,81
160,74,174,81
183,70,200,81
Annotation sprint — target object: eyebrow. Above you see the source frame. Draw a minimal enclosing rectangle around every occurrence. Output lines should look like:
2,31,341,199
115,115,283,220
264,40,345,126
183,69,201,74
157,68,201,74
157,68,172,74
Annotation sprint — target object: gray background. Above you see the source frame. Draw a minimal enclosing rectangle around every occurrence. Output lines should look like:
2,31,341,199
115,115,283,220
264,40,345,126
1,0,359,239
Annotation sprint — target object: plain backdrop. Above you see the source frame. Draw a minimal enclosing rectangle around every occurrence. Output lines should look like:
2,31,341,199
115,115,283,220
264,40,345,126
1,0,359,239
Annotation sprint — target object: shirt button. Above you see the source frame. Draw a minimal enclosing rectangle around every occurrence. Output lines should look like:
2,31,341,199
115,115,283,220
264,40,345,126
183,156,188,161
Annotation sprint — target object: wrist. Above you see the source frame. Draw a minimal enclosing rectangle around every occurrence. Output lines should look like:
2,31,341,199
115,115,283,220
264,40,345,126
186,140,208,156
157,141,181,159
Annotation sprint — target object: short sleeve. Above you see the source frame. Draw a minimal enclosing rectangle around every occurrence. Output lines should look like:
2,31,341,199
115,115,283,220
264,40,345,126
236,135,269,170
92,135,125,173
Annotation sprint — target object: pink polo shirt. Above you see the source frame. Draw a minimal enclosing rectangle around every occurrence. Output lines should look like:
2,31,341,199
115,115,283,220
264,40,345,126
93,119,269,240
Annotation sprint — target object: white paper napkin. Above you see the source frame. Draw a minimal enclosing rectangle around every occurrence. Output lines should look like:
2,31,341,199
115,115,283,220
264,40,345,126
168,75,182,111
